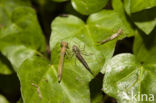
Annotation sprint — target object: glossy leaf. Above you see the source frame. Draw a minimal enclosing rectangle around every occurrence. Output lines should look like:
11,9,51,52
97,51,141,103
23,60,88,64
103,53,156,103
71,0,108,15
124,0,156,34
18,56,92,103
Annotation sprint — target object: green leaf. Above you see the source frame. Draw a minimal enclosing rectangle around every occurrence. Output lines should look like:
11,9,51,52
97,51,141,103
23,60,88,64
103,53,156,103
0,94,9,103
0,0,46,53
0,0,30,27
133,28,156,65
71,0,108,15
0,53,13,75
0,6,47,71
124,0,156,34
18,56,91,103
0,7,46,52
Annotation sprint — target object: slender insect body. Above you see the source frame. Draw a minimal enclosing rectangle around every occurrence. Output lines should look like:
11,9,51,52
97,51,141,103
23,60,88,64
72,45,93,75
97,29,123,45
58,41,68,83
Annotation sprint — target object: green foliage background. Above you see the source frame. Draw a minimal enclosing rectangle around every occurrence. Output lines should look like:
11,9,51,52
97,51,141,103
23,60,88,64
0,0,156,103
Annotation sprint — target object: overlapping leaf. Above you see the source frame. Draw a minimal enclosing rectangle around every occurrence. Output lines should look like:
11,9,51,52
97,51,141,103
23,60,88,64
124,0,156,34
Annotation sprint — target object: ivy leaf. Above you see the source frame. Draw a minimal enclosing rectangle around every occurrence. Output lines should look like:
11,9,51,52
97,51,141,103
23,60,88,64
0,0,46,52
71,0,108,15
0,6,46,71
124,0,156,34
0,7,46,52
103,53,156,103
0,5,46,71
18,56,92,103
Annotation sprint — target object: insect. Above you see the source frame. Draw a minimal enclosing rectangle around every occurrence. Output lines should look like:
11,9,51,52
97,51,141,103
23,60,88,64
59,14,68,17
32,83,42,99
72,45,93,75
58,41,68,83
97,29,123,45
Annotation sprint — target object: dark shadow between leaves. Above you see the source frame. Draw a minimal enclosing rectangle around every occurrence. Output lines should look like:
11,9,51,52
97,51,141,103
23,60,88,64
139,27,156,50
89,73,117,103
114,37,134,55
0,73,21,103
0,52,14,73
89,73,104,99
131,7,156,22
